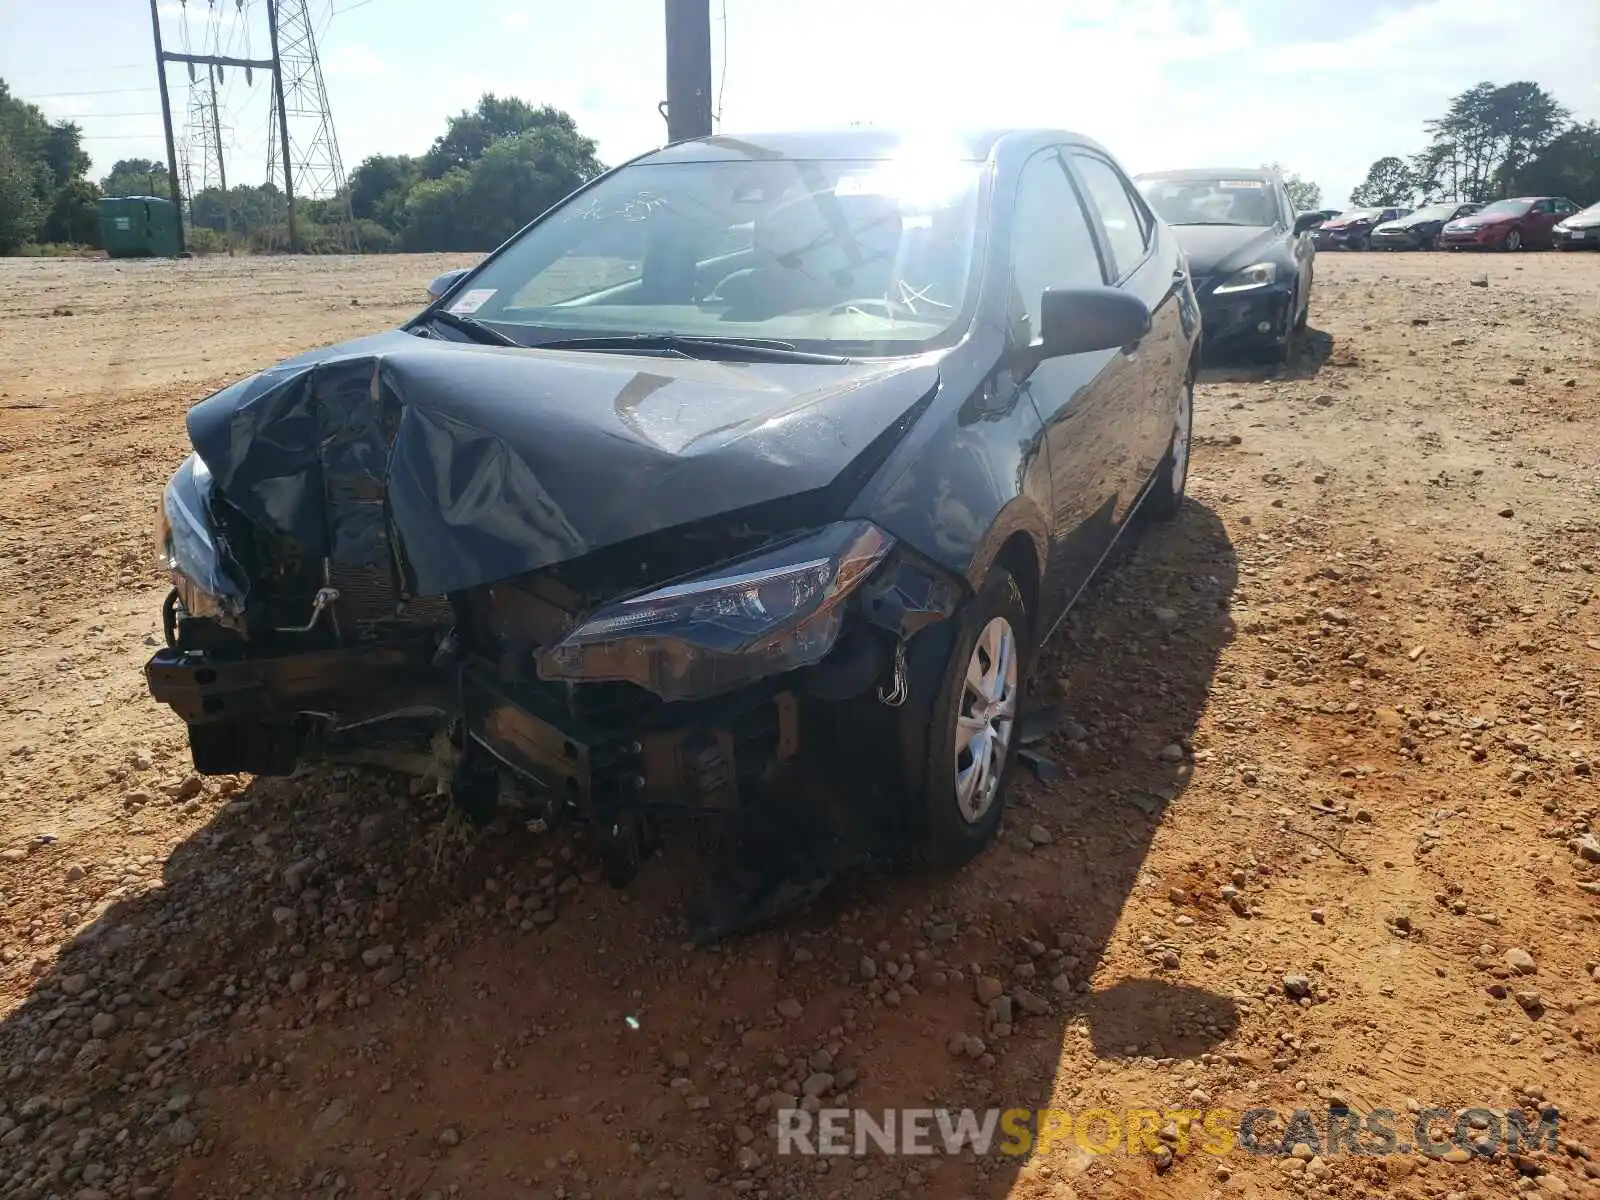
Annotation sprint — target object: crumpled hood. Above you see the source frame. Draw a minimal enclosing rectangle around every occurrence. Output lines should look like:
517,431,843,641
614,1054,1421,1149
1169,225,1280,283
186,329,939,596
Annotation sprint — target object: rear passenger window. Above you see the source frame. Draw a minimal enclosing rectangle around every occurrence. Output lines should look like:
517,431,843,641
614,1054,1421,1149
1070,153,1151,281
1008,150,1105,341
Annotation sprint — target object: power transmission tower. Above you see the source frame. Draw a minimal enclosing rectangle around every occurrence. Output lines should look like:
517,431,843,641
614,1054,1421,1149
180,67,232,246
264,0,357,252
150,0,355,255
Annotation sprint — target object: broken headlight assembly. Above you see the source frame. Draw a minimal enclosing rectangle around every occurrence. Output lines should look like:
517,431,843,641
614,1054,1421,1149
538,520,895,702
157,453,243,622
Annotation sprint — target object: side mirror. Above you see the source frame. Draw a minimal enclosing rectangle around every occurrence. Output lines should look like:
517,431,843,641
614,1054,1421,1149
1038,286,1151,358
1293,212,1322,236
426,267,472,301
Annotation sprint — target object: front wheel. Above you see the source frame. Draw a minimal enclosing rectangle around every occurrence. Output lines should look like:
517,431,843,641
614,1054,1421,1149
899,566,1031,867
1504,228,1523,252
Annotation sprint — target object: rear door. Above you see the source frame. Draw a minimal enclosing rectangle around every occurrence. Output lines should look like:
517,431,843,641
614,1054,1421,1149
1065,149,1177,498
1004,148,1135,628
1528,199,1559,245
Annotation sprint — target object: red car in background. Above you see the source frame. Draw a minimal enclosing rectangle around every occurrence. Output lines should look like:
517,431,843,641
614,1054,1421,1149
1437,196,1582,250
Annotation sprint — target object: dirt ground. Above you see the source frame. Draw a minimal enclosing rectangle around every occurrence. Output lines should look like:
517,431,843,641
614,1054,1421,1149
0,250,1597,1200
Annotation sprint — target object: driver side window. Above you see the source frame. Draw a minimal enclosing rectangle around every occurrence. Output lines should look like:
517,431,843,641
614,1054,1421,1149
1009,151,1104,344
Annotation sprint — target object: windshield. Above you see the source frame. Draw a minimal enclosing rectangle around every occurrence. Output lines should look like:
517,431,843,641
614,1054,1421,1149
1405,203,1459,221
1336,208,1383,220
1476,199,1532,217
438,156,985,356
1136,177,1280,226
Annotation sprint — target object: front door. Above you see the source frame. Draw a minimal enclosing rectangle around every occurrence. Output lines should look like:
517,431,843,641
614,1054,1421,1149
1066,149,1182,493
1004,148,1149,632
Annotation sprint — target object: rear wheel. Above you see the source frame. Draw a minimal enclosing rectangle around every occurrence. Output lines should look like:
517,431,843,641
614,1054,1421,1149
1504,228,1523,251
1140,377,1193,522
899,566,1031,867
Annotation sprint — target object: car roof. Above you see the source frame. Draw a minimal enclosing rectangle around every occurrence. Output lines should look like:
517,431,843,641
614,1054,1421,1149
1134,167,1279,182
634,128,1108,165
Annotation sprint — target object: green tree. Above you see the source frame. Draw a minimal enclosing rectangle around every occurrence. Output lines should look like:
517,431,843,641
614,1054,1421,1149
401,119,603,251
1349,156,1416,206
398,168,475,251
421,94,582,179
100,158,169,197
348,153,419,231
42,176,100,244
0,128,42,253
1512,121,1600,203
1422,81,1570,201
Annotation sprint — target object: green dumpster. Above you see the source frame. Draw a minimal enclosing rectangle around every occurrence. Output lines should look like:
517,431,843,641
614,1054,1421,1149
98,196,182,258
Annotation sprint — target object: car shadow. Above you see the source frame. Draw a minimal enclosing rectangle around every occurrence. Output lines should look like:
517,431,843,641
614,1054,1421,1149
744,498,1242,1187
1200,326,1333,384
0,502,1237,1197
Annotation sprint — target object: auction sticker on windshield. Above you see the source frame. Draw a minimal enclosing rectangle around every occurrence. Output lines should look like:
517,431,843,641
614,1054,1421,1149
448,289,496,314
1220,180,1265,189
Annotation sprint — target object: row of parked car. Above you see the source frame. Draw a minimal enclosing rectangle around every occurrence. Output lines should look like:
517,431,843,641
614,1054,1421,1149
1307,197,1600,252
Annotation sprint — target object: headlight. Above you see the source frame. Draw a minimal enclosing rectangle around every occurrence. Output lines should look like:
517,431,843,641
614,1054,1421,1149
1212,262,1278,293
538,520,895,702
161,453,243,618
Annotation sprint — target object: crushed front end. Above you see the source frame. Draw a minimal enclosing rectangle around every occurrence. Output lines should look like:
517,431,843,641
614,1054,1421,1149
144,344,961,889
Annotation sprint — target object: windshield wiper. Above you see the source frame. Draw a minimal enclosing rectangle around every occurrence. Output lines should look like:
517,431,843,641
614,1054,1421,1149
529,333,848,364
416,309,522,347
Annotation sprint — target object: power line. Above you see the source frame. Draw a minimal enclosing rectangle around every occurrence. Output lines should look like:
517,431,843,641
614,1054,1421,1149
332,0,376,14
27,86,160,99
52,112,165,120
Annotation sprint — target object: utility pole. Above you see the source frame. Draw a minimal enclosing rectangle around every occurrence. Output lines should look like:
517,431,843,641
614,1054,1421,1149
264,0,297,253
147,0,185,253
208,72,232,252
663,0,714,143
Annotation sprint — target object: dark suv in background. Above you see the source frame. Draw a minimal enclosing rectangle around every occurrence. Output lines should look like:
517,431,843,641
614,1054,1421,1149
1313,206,1409,250
1371,201,1483,250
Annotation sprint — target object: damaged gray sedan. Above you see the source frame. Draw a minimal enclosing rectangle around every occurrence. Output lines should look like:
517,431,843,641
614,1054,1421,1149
147,128,1200,886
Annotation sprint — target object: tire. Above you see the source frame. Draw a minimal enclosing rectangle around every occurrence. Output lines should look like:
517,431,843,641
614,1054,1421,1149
1140,376,1193,522
897,565,1032,868
1293,279,1310,332
1504,228,1523,252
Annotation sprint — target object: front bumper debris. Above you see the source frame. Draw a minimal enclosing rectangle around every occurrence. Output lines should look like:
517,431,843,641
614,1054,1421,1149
1371,229,1423,249
147,637,804,811
1197,286,1293,352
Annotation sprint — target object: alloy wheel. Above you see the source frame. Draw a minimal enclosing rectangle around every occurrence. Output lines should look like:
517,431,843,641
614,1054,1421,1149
1171,380,1193,494
954,616,1018,824
1506,229,1523,251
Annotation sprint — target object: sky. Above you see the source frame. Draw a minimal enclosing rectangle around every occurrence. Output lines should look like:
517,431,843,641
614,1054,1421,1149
2,0,1597,210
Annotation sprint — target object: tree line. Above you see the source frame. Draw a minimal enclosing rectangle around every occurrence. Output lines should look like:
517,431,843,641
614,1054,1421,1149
0,80,99,254
1348,81,1597,208
1,85,605,255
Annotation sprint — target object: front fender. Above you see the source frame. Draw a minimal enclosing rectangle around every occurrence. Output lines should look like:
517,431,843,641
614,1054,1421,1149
847,330,1052,600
